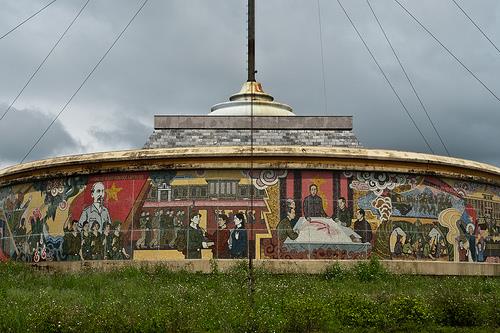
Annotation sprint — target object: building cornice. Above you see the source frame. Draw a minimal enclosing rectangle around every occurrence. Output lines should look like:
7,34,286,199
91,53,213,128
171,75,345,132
1,146,499,187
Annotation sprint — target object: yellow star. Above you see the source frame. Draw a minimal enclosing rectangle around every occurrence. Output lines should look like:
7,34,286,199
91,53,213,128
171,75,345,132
106,182,123,201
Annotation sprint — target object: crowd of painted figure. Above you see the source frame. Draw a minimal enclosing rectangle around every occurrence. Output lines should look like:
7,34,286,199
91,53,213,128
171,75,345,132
6,211,130,263
8,209,49,262
389,222,451,261
5,182,130,262
4,181,496,262
175,211,248,259
389,221,488,262
395,191,454,216
132,208,249,259
137,189,373,260
458,223,488,262
62,218,129,261
135,209,186,250
62,182,130,261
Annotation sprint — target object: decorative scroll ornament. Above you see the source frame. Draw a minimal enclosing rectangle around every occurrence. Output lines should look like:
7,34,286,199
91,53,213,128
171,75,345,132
47,179,64,197
372,196,393,223
243,170,288,190
345,172,417,196
452,181,480,197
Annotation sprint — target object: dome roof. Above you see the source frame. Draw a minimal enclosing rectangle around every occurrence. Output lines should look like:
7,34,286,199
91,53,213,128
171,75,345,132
210,81,294,116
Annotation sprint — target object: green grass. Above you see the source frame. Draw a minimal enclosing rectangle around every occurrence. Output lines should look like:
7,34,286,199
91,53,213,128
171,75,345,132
0,259,498,332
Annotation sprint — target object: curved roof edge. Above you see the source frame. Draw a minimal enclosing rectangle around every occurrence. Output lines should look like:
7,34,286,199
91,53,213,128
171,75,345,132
0,146,499,187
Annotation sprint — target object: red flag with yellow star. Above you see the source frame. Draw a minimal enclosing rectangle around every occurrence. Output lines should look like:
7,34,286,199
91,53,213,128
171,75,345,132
69,172,149,229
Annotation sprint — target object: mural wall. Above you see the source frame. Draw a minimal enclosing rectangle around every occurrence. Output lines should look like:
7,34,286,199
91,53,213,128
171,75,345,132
0,169,499,263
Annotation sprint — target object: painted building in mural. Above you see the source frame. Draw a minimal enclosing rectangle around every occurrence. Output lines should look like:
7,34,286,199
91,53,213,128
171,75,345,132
0,147,498,264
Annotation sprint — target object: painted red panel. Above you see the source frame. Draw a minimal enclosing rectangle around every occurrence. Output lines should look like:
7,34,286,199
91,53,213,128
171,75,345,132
340,176,348,201
286,172,294,199
70,172,148,225
301,171,333,216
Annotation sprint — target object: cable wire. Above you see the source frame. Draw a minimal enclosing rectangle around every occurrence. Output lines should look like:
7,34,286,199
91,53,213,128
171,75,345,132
451,0,500,56
336,0,435,154
367,0,451,156
20,0,149,163
394,0,500,104
1,0,90,122
0,0,58,40
316,0,328,114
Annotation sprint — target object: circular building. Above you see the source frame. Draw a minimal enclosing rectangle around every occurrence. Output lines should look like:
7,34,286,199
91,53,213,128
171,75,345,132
0,101,499,265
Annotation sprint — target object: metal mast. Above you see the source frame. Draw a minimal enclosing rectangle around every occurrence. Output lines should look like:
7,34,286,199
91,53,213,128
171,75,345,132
209,0,294,116
247,0,255,317
248,0,256,82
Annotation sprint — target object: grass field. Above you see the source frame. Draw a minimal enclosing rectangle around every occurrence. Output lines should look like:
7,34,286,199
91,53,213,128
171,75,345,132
0,259,498,332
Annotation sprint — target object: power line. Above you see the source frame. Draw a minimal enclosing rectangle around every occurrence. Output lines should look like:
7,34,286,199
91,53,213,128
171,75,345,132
316,0,328,114
367,0,451,156
1,0,90,122
394,0,500,104
20,0,149,163
451,0,500,56
0,0,58,40
336,0,435,154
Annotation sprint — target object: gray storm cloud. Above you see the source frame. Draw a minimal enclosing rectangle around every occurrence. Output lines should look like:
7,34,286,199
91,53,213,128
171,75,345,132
0,105,83,166
0,0,499,167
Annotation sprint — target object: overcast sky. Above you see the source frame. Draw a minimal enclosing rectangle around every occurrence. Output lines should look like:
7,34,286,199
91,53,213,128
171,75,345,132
1,0,499,169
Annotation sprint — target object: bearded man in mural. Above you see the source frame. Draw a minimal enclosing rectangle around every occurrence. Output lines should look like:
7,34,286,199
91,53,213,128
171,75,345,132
78,182,111,233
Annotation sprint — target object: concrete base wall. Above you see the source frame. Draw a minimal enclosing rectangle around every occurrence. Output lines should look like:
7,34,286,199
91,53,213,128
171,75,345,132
31,260,500,276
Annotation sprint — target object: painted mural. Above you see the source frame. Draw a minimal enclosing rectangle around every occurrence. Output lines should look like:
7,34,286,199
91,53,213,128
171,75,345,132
0,170,499,263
